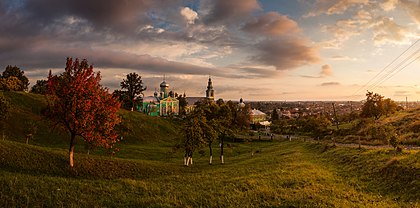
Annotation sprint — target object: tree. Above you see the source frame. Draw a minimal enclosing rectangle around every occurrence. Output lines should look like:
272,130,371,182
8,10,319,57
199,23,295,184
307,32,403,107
177,93,188,116
46,58,121,168
2,65,29,91
30,79,48,94
112,89,131,110
0,76,23,91
361,91,384,120
383,98,398,117
0,95,9,140
120,73,147,111
182,109,209,166
234,103,251,130
271,108,279,121
216,98,224,106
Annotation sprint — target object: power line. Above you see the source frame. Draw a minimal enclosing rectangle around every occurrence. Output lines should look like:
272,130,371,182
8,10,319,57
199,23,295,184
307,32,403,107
349,39,420,99
368,47,420,91
371,55,420,91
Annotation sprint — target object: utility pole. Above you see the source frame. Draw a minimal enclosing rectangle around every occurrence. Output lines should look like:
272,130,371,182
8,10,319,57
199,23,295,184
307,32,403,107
332,103,339,130
406,96,408,110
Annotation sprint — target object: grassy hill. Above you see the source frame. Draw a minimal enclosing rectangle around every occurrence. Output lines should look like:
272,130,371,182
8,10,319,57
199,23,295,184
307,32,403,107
0,140,418,207
0,91,419,207
332,109,420,146
0,91,180,153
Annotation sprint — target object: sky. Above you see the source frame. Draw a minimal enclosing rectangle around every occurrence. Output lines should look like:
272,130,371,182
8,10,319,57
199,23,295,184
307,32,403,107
1,0,420,101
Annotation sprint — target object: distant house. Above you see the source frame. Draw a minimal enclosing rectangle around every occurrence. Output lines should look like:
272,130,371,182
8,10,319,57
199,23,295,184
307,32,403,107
250,109,267,124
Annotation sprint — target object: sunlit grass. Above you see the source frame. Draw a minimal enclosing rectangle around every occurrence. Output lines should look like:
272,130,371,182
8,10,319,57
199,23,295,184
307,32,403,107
0,139,418,207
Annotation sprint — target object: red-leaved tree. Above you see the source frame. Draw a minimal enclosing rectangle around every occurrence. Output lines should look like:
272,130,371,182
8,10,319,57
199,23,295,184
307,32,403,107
46,58,121,168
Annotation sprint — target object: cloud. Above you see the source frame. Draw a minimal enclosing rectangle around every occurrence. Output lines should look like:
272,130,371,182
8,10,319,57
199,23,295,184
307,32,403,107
330,55,357,61
321,64,333,77
203,0,261,24
394,90,411,97
319,3,415,47
326,0,369,15
300,75,320,79
240,11,320,71
305,0,369,17
371,17,412,45
252,38,320,70
242,12,300,36
21,0,160,32
400,0,420,24
0,0,324,96
300,64,333,79
180,7,198,25
321,82,341,86
381,0,399,11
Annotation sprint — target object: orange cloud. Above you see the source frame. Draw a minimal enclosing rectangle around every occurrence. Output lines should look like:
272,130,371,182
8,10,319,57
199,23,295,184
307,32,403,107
321,64,333,77
242,12,300,36
253,38,320,70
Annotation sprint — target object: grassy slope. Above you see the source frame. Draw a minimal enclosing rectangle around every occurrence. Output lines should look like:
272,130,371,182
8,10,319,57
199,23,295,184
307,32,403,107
0,91,180,154
1,91,419,207
334,109,420,145
0,140,418,207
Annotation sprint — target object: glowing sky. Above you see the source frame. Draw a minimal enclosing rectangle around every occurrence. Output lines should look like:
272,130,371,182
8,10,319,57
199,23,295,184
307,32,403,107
1,0,420,101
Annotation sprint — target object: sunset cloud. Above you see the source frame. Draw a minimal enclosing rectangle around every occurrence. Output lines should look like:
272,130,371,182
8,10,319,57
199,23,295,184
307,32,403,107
321,82,341,86
252,38,320,70
381,0,399,11
321,65,333,77
305,0,369,16
371,17,412,45
180,7,198,25
242,12,300,36
400,0,420,24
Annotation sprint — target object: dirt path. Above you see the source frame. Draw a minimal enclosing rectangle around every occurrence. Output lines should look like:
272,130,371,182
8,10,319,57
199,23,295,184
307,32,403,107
301,137,420,150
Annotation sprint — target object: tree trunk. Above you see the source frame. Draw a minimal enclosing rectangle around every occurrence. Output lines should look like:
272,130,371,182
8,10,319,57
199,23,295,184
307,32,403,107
131,100,135,112
69,133,76,168
184,152,188,166
220,137,224,164
209,142,213,165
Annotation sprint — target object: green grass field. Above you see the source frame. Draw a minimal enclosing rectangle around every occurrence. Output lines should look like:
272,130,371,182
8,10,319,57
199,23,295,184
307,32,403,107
0,139,418,207
0,91,419,207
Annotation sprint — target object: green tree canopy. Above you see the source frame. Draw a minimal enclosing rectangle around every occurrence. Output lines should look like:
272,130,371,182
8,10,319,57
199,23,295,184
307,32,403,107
2,65,29,91
361,91,384,120
0,76,22,91
120,72,147,111
177,93,188,116
383,98,398,116
30,79,48,94
271,108,279,121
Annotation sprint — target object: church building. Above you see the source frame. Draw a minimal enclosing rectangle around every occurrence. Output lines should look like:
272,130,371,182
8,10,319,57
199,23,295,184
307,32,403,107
185,77,215,113
139,79,179,116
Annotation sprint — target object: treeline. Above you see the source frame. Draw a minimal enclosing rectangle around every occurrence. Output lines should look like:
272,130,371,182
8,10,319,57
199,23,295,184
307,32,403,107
270,91,403,150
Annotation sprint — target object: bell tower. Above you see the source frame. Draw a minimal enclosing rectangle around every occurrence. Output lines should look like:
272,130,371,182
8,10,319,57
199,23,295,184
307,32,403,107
206,76,214,101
